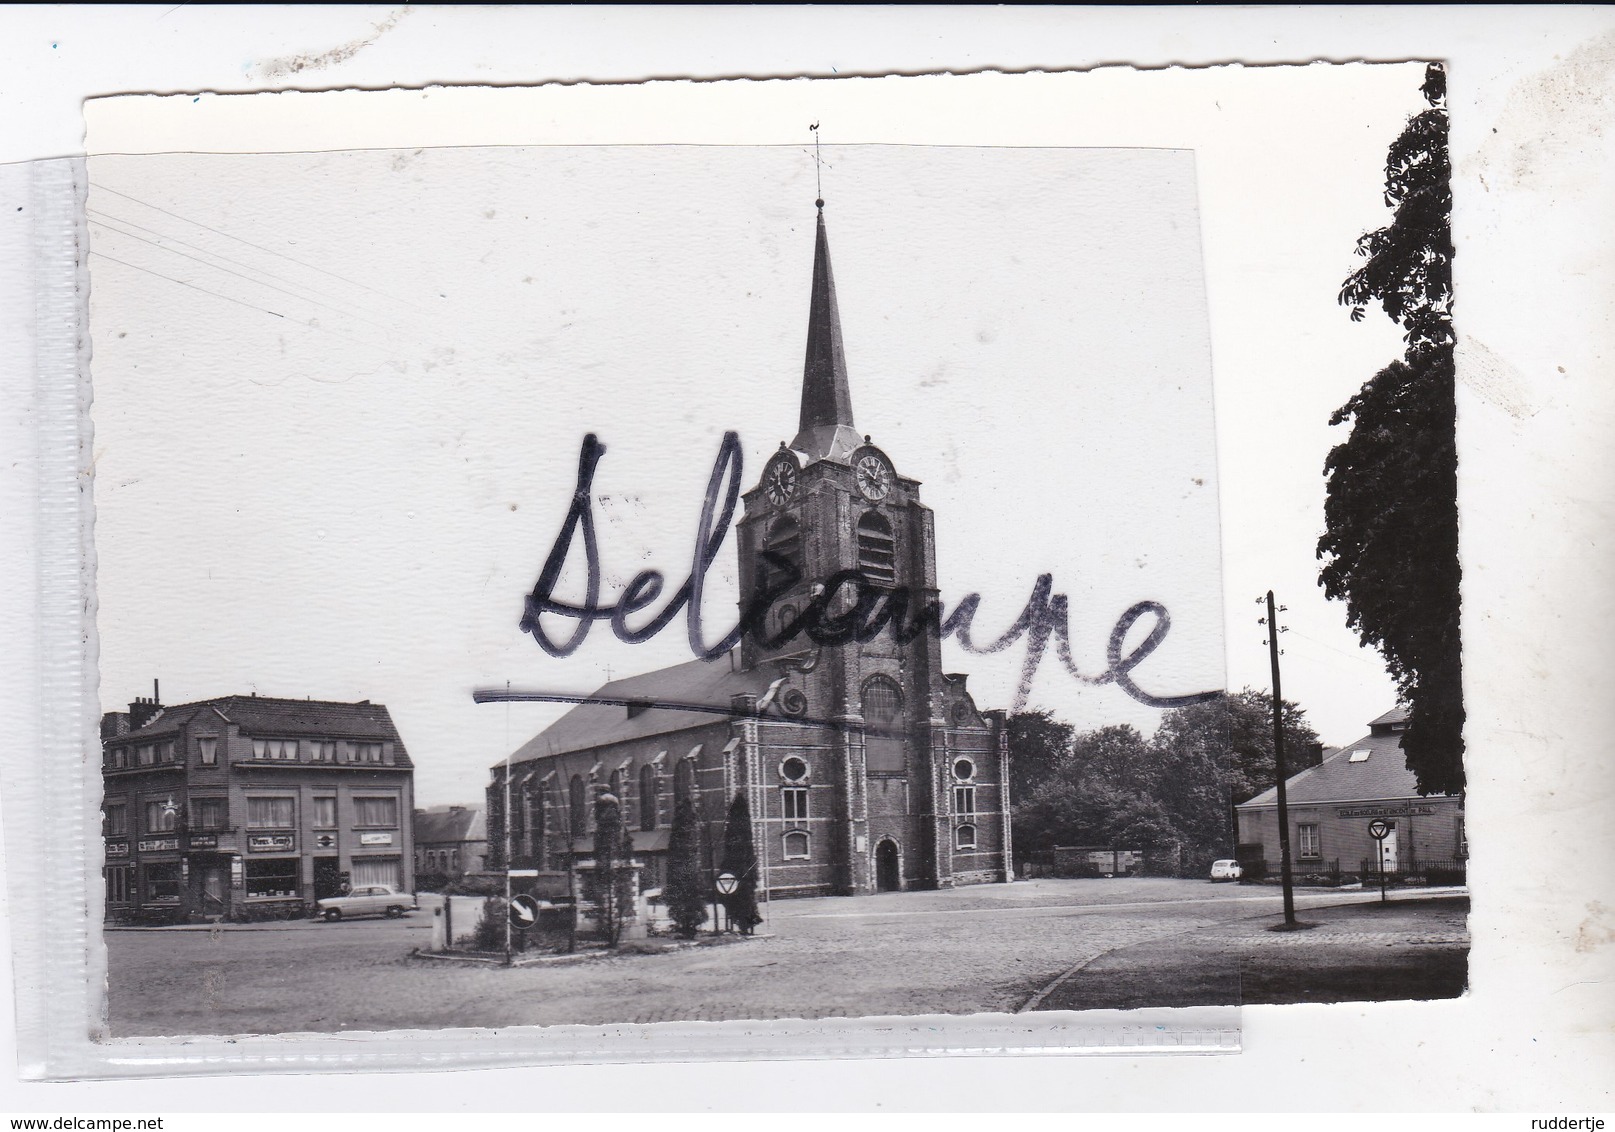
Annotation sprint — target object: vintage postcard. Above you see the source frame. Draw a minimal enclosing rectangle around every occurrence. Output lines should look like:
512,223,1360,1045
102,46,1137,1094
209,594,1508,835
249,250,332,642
70,63,1468,1061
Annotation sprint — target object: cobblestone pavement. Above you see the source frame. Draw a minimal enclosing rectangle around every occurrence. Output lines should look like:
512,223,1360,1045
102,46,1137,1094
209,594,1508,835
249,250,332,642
104,879,1465,1036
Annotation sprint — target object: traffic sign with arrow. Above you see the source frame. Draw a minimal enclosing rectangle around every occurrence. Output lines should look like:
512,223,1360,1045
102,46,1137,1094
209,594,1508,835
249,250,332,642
508,893,542,929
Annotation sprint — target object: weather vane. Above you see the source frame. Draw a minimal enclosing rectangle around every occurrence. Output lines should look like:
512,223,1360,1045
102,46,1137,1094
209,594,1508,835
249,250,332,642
810,121,823,207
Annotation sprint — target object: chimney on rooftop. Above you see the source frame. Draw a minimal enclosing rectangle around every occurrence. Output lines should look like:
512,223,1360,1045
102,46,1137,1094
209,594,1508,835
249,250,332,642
127,683,163,731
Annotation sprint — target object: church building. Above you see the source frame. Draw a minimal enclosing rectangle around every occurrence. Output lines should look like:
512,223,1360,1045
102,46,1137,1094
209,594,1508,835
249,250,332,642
486,202,1013,897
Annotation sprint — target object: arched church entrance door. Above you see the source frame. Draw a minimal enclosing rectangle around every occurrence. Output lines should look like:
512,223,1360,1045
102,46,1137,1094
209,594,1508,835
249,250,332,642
875,839,901,892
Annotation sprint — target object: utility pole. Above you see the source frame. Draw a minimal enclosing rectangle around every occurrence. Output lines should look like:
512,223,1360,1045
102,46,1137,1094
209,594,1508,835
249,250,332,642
503,682,513,966
1261,591,1298,927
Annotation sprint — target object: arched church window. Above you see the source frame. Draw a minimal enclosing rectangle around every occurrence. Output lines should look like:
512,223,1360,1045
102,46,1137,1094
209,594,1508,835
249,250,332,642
568,774,586,835
674,757,697,802
639,764,659,831
760,515,802,591
955,824,978,851
783,830,811,860
857,511,896,586
509,780,526,839
532,783,548,868
863,676,906,773
609,767,625,801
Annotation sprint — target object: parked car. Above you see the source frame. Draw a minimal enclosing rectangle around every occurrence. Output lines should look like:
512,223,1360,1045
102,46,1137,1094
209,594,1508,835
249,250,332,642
314,884,417,921
1209,859,1244,882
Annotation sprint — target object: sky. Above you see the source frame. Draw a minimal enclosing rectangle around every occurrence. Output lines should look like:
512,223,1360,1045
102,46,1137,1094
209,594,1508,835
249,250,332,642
86,65,1425,806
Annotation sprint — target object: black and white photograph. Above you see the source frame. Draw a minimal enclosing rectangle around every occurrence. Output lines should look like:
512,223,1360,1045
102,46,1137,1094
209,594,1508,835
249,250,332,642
80,62,1466,1040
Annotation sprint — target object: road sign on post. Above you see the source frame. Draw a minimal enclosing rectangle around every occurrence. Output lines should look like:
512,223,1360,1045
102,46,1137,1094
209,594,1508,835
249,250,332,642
715,872,738,896
509,893,542,929
1368,819,1390,902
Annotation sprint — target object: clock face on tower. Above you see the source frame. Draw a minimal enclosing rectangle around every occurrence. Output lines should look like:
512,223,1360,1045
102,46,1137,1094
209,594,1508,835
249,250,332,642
764,457,799,505
855,453,891,501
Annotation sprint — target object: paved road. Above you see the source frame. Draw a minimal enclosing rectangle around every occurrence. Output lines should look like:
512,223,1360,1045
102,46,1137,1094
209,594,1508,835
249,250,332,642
104,878,1465,1036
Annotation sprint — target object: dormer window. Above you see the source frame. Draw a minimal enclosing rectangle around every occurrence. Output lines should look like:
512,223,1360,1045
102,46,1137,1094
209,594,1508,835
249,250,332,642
252,738,298,761
627,700,651,720
1348,749,1372,763
346,741,383,764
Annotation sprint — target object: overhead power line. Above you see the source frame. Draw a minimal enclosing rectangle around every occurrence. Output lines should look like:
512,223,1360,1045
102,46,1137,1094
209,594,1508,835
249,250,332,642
88,207,395,320
88,181,425,309
89,215,397,335
90,250,395,358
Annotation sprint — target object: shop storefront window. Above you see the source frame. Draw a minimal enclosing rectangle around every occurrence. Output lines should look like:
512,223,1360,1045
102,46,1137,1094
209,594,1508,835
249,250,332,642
142,862,181,902
245,858,300,898
350,858,401,889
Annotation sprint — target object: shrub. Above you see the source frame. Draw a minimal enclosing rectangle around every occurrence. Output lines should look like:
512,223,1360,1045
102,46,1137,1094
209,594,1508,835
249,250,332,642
469,896,508,951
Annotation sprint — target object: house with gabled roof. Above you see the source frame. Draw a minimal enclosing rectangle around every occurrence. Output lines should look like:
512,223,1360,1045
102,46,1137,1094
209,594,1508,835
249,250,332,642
413,804,488,884
101,683,415,922
1235,706,1465,880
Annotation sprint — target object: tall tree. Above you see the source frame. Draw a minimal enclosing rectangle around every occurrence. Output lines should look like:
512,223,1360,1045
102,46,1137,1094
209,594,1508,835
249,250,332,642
1012,725,1162,857
591,792,627,947
1320,62,1464,795
718,793,763,935
1152,690,1320,867
1152,689,1322,806
1005,708,1075,801
664,792,708,939
1010,695,1322,872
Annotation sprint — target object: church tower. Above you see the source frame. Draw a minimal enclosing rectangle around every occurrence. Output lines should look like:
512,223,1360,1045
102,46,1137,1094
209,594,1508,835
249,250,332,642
736,202,1000,894
489,201,1011,903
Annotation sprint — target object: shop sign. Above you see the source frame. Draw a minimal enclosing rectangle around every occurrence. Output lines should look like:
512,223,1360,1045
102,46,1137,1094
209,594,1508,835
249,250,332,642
358,831,394,846
188,834,218,849
230,856,244,884
1337,804,1435,819
247,834,294,852
314,833,337,849
137,837,180,852
106,841,129,857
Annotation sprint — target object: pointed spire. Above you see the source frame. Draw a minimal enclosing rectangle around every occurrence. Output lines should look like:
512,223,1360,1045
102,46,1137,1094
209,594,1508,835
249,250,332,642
791,201,862,463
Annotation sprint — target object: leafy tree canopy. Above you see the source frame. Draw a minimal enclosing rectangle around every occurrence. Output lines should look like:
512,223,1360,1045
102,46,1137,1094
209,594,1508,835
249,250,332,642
1321,62,1464,795
1010,690,1320,871
1006,708,1076,800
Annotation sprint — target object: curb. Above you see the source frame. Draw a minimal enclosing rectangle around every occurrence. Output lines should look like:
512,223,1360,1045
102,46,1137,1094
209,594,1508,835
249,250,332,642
409,933,769,968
